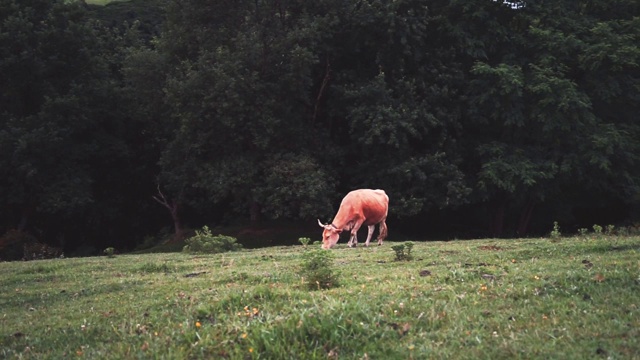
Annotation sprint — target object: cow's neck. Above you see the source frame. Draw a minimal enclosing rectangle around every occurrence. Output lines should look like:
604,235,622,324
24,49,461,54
331,214,355,231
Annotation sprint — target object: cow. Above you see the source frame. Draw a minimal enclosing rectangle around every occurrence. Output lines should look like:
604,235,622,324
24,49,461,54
318,189,389,249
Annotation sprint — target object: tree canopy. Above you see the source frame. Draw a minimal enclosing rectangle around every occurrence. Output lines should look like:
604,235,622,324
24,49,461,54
1,0,639,256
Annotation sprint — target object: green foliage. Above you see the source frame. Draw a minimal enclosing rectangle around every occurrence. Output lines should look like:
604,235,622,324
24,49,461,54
298,237,311,247
550,222,562,239
606,225,615,236
182,226,242,254
391,242,414,261
299,248,339,290
103,247,116,258
593,224,603,235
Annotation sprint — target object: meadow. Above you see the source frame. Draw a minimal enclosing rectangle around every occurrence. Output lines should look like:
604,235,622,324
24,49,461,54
1,235,638,359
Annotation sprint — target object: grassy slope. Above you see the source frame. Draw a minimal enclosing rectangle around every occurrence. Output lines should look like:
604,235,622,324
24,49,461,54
1,236,638,359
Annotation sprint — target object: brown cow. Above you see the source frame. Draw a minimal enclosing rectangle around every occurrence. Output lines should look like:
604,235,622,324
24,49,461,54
318,189,389,249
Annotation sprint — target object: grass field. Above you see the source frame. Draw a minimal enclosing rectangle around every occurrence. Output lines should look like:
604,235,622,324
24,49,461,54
1,235,639,359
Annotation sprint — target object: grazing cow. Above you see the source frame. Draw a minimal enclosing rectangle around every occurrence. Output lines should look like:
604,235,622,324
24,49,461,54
318,189,389,249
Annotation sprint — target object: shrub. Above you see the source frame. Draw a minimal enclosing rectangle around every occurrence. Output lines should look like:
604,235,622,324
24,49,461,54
103,247,116,258
183,226,242,254
299,248,339,290
391,242,414,261
550,221,561,239
593,224,603,235
298,237,311,246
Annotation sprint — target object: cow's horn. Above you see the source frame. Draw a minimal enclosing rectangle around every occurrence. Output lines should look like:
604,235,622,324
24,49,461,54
317,219,326,228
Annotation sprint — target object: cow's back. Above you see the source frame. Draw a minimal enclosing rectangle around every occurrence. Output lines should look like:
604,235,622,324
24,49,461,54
340,189,388,225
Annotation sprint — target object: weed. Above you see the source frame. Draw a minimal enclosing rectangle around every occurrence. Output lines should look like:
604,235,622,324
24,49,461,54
299,248,339,290
298,237,311,246
391,242,414,261
183,226,242,254
550,221,561,239
605,224,615,236
593,224,603,234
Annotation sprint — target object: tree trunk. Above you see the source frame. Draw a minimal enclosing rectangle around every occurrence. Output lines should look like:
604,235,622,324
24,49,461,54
153,186,184,242
169,201,184,242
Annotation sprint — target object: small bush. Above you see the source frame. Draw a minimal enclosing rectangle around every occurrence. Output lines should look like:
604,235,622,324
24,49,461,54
550,221,561,239
593,224,603,235
391,242,414,261
605,225,615,236
183,226,242,254
299,248,339,290
103,247,116,258
298,237,311,246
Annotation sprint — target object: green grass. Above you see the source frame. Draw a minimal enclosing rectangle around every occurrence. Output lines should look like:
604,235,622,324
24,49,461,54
1,236,639,359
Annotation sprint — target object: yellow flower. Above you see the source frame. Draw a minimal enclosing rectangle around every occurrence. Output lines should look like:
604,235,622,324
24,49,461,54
249,348,254,353
195,321,201,328
241,333,248,339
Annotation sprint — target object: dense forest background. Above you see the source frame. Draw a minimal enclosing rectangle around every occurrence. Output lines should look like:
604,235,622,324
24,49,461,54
1,0,639,257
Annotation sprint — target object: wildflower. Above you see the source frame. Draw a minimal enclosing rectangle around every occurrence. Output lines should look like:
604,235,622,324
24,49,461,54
241,333,248,339
249,348,254,353
195,321,201,328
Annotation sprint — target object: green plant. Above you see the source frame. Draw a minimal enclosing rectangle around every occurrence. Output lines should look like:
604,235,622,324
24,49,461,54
391,242,414,261
299,248,339,290
103,247,116,258
606,225,615,236
550,221,561,239
593,224,603,234
182,226,242,254
578,228,589,237
298,237,311,246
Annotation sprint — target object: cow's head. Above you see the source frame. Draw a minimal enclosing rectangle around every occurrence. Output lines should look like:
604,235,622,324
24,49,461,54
318,219,342,249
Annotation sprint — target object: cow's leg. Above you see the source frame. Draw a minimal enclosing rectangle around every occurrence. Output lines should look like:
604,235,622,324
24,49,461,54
377,219,388,246
348,231,358,247
348,220,364,248
364,225,375,247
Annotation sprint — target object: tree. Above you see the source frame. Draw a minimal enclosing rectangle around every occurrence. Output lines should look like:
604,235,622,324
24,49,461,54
0,0,152,250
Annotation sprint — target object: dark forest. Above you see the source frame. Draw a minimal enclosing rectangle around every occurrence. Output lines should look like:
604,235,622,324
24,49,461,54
1,0,639,258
